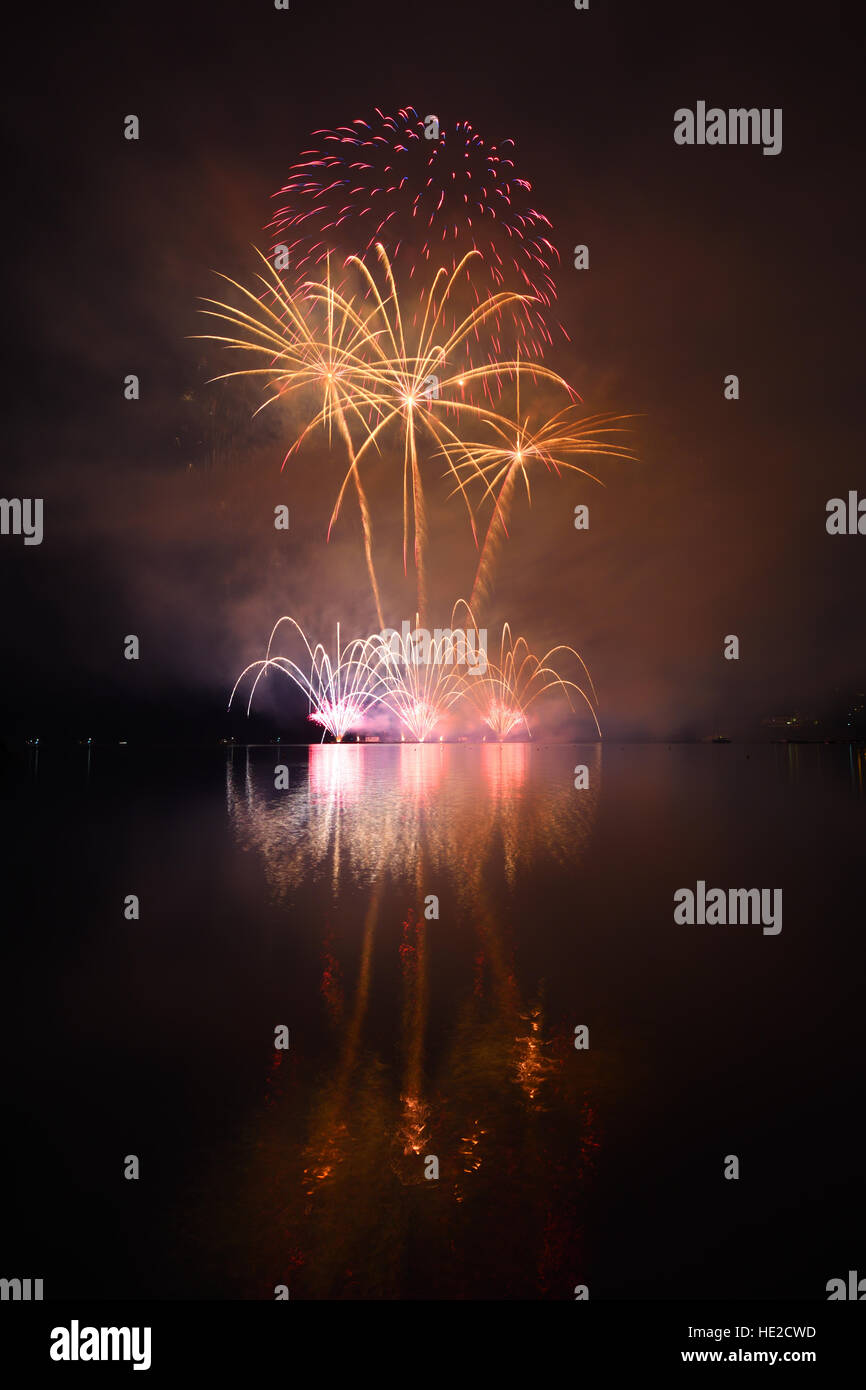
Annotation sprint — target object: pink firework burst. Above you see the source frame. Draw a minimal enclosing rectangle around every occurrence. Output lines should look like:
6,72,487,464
268,106,565,361
307,699,366,742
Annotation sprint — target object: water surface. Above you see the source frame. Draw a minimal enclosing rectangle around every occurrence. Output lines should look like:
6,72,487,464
2,742,863,1298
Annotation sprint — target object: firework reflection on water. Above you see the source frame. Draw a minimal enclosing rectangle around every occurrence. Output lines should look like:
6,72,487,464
205,742,605,1297
225,741,600,893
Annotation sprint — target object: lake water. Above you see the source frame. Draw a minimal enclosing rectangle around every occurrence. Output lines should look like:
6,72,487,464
2,741,863,1299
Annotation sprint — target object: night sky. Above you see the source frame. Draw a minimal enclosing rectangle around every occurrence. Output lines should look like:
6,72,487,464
3,0,861,743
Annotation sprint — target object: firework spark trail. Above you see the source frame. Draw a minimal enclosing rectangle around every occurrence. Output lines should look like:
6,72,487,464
368,615,474,742
268,106,564,361
228,618,388,741
461,410,635,615
309,241,518,613
443,358,636,613
197,253,388,627
199,240,606,624
198,244,554,621
332,397,385,630
451,603,602,739
305,243,578,619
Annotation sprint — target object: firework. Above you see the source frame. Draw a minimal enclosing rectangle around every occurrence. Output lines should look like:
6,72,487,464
269,106,563,359
228,618,385,741
368,616,473,742
307,244,581,618
197,253,389,626
204,112,636,743
482,701,529,740
200,244,575,620
455,606,602,739
447,360,636,610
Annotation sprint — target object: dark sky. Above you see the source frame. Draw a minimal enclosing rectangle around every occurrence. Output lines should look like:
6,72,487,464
3,0,862,741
